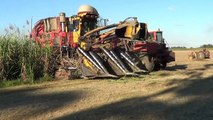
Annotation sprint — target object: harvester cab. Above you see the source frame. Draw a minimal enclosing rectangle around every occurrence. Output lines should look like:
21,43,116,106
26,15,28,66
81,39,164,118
149,29,164,44
68,5,99,49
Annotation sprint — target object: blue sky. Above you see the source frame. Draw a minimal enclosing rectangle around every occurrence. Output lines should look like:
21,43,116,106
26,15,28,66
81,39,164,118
0,0,213,47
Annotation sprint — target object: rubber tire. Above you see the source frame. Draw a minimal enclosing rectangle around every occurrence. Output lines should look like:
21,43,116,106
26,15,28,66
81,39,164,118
143,56,155,72
160,62,167,70
154,63,161,71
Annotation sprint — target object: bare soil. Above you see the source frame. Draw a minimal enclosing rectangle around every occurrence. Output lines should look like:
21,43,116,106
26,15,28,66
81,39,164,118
0,50,213,120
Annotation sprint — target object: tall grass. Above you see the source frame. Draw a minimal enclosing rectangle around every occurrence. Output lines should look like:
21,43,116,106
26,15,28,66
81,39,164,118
0,27,53,85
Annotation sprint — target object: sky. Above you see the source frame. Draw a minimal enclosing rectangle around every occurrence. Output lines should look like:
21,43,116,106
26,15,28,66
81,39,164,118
0,0,213,47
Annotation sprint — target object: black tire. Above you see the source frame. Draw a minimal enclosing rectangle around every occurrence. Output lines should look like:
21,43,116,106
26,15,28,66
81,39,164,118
154,63,161,71
160,62,167,70
142,56,155,72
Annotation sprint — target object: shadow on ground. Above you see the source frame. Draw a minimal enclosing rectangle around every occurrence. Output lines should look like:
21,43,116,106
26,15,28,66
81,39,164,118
165,64,187,71
0,86,84,120
204,63,213,68
56,64,213,120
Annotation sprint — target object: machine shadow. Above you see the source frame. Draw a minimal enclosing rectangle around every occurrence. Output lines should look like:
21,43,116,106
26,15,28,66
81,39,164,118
56,75,213,120
204,63,213,68
165,64,187,71
0,87,84,120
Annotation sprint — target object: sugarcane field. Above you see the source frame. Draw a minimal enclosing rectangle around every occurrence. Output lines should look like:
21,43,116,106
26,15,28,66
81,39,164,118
0,2,213,120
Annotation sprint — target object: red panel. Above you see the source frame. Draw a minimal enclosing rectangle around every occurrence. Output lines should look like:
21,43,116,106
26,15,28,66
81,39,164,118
148,31,157,41
50,33,55,46
133,41,147,52
68,32,74,46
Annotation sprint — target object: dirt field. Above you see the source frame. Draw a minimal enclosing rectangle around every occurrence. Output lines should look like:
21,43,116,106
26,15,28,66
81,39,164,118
0,50,213,120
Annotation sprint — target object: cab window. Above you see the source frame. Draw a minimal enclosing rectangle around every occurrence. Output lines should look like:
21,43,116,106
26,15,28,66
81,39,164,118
81,19,97,34
156,32,162,43
68,20,79,32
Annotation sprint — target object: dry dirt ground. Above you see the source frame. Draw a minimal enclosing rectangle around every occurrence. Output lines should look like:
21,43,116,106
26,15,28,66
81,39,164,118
0,50,213,120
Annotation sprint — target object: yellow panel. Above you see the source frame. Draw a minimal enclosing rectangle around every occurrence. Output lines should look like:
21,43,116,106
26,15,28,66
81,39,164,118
73,31,80,43
83,57,97,73
125,26,133,38
80,42,88,50
124,25,141,38
83,58,92,67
